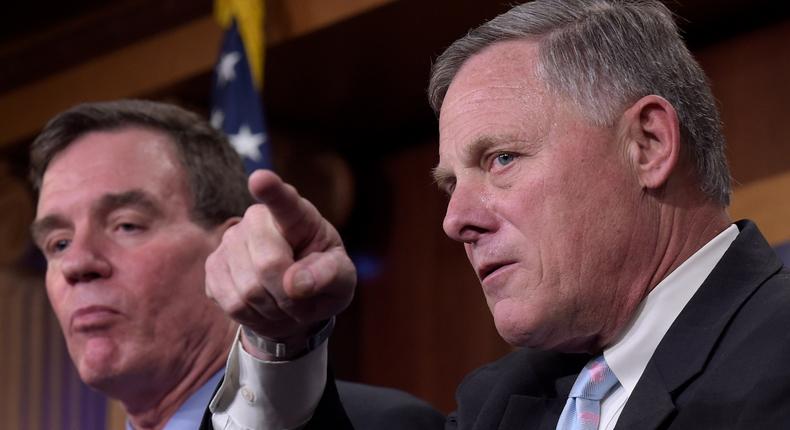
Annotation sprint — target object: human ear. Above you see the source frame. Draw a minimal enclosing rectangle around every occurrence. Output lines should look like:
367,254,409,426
622,95,681,190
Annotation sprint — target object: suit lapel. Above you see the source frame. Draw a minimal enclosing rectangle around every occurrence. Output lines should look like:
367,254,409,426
463,350,589,430
616,221,783,430
615,362,675,429
497,374,575,430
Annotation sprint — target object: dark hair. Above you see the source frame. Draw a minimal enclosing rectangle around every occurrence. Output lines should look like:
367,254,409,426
30,99,253,227
429,0,731,205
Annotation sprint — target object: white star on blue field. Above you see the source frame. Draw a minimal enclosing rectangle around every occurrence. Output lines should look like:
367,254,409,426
211,20,271,173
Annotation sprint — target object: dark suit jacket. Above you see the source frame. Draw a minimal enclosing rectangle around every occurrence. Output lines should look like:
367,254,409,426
199,373,445,429
448,220,790,430
335,381,445,430
302,378,447,429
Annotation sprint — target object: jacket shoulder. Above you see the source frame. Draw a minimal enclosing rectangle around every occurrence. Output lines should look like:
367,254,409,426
337,380,445,430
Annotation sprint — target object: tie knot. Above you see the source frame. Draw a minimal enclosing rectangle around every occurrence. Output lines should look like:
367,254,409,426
569,355,619,401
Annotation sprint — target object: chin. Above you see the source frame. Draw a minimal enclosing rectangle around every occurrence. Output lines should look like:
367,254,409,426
491,301,543,348
78,357,117,387
72,338,122,388
497,325,595,352
77,357,135,398
491,300,590,352
79,368,115,391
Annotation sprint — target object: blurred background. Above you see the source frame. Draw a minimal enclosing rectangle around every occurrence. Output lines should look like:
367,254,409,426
1,0,789,428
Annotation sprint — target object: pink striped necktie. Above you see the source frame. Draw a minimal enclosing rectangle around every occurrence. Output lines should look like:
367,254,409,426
556,355,620,430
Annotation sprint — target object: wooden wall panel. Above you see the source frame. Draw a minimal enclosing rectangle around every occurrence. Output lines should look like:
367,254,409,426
697,19,790,186
356,142,511,413
730,171,790,245
0,269,107,430
0,0,395,147
697,18,790,245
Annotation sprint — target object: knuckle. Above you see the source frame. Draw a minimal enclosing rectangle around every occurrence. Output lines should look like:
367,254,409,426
224,304,249,322
204,252,219,271
250,253,290,277
237,277,264,298
244,203,270,220
283,182,299,198
220,223,239,241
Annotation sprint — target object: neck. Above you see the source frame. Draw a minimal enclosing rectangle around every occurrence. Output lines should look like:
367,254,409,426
124,322,237,430
591,190,731,352
644,201,731,296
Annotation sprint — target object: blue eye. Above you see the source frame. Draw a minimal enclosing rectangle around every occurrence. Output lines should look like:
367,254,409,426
495,153,515,166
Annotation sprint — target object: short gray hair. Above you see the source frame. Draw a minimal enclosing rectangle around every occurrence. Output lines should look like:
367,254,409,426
428,0,730,205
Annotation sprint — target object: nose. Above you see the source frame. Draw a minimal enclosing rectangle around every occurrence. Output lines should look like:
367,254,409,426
60,231,112,284
442,182,496,244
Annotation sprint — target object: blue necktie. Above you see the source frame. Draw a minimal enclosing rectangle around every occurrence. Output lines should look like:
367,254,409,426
556,355,620,430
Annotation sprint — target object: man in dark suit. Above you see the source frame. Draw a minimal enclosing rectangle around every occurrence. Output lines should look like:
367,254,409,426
29,100,443,430
206,0,790,428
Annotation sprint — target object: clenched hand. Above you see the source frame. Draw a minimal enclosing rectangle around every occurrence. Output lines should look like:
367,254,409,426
205,170,356,358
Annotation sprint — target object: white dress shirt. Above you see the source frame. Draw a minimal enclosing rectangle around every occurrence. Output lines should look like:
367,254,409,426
210,328,328,430
599,224,739,429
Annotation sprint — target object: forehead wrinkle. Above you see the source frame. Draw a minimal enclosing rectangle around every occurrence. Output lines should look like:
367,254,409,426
454,84,527,105
443,86,549,156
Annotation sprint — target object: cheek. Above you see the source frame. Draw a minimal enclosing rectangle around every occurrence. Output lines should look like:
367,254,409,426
464,243,475,265
45,270,70,327
536,164,628,243
126,240,213,311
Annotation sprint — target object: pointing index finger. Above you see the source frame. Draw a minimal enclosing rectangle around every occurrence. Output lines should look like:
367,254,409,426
247,169,324,252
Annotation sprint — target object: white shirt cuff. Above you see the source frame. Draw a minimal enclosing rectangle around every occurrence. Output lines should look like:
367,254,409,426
209,327,328,430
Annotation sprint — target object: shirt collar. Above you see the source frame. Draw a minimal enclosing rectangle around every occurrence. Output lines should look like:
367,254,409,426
604,224,739,395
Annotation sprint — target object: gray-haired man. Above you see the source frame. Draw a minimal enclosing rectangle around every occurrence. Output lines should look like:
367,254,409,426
208,1,790,428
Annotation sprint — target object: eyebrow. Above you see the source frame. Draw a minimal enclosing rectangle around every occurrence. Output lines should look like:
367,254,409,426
431,165,454,189
30,215,70,247
432,134,527,190
30,190,162,247
95,189,162,218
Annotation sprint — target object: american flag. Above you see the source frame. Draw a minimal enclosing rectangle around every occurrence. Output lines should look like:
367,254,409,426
210,19,271,172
